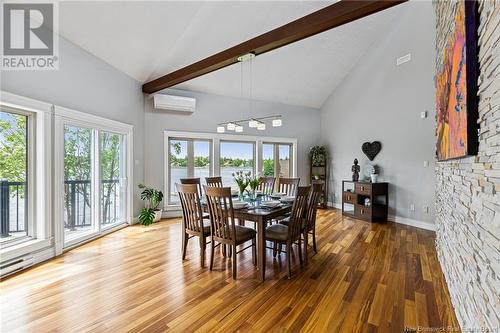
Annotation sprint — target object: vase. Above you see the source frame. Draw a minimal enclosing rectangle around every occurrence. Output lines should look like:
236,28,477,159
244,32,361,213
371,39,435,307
153,209,162,222
370,174,378,183
250,189,257,200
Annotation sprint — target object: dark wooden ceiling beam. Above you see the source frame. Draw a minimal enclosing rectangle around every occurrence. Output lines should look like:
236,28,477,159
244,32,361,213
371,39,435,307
142,0,407,94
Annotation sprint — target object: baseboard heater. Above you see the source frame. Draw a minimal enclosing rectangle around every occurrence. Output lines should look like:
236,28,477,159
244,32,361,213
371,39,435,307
0,255,34,277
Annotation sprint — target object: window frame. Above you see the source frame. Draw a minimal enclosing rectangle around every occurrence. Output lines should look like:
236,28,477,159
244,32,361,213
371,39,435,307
53,106,134,253
0,91,52,261
164,130,297,211
167,137,213,205
0,106,34,247
262,142,294,178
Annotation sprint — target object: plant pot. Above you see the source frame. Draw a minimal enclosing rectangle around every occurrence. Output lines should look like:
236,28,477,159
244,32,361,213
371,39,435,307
153,209,162,222
370,174,378,183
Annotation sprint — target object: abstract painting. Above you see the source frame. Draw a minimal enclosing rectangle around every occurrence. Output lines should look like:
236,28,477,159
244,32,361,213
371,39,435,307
436,0,478,161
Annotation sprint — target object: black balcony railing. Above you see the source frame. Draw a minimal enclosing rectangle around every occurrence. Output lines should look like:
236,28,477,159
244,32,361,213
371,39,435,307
0,181,26,237
0,179,120,238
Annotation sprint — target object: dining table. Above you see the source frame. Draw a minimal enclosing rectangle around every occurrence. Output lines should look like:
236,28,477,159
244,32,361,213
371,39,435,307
202,195,293,281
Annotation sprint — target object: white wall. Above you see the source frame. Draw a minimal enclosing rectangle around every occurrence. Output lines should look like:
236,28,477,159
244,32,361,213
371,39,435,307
1,36,145,215
320,1,436,225
144,88,321,197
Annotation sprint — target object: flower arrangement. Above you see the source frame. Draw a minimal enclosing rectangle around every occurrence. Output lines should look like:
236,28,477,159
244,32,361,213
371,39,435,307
248,175,261,199
248,176,260,192
232,171,251,199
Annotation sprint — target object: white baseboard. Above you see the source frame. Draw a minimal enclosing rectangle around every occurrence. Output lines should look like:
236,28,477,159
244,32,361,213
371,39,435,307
388,215,435,231
162,210,182,219
327,202,435,231
328,202,342,210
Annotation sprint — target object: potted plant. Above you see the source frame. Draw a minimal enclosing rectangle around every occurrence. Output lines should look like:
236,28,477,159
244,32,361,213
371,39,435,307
138,184,164,225
310,146,327,167
233,171,250,201
366,164,379,183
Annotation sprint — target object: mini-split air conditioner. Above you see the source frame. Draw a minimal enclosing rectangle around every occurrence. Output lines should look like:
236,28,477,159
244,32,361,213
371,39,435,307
153,94,196,113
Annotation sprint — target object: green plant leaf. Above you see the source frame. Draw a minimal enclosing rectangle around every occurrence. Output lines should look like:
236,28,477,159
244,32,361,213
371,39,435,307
139,208,155,226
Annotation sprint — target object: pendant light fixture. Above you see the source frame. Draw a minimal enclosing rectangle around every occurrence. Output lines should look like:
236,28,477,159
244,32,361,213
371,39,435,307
216,52,283,133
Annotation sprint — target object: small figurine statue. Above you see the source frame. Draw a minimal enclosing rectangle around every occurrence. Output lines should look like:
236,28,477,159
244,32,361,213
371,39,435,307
352,158,360,182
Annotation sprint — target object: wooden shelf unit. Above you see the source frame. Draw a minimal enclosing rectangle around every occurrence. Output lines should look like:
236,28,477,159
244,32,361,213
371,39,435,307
310,164,328,209
341,181,388,222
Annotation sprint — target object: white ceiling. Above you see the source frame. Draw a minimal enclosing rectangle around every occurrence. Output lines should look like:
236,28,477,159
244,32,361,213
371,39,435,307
58,1,404,109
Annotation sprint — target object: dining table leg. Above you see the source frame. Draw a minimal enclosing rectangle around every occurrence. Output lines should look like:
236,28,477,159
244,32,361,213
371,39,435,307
257,217,266,281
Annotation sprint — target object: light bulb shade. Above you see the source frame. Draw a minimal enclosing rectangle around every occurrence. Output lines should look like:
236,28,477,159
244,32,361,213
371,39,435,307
227,123,236,130
249,119,258,128
235,125,243,132
257,123,266,130
217,126,225,133
272,119,282,127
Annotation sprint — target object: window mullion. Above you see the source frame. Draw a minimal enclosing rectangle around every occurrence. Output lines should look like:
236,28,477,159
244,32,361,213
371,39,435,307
213,138,220,176
93,129,101,233
274,144,279,178
187,140,194,178
27,113,35,238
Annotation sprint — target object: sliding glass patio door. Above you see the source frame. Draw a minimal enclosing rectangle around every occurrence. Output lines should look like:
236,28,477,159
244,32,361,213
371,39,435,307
100,131,125,228
63,125,96,243
62,126,127,247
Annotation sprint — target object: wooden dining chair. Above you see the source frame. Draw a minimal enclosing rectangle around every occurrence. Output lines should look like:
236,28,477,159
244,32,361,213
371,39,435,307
265,185,310,279
180,178,203,196
278,177,300,196
177,183,211,268
204,186,256,279
258,176,276,195
303,182,323,262
271,177,300,225
205,176,223,187
180,178,209,219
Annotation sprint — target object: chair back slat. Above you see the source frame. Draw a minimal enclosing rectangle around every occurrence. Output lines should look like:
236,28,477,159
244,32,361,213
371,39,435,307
287,185,311,242
204,186,235,242
306,182,323,231
278,177,300,196
180,178,203,196
177,184,204,234
258,176,275,195
205,176,223,187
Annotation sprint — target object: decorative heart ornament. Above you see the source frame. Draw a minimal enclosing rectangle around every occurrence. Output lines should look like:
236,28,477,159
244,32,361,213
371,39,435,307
362,141,382,161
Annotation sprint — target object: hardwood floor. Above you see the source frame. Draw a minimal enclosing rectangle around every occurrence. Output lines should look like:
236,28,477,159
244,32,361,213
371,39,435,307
0,209,459,332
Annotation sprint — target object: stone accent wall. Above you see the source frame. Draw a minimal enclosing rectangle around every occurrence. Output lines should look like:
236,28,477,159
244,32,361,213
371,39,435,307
434,0,500,330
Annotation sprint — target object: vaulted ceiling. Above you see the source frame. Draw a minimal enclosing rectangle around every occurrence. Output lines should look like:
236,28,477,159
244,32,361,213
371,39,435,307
58,1,405,108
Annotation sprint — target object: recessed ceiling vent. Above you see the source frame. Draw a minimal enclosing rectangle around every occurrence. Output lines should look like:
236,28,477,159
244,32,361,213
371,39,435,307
153,94,196,113
396,53,411,66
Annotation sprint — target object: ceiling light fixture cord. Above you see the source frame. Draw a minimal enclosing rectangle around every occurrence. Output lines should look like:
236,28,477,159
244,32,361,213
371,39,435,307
241,58,244,120
249,55,252,118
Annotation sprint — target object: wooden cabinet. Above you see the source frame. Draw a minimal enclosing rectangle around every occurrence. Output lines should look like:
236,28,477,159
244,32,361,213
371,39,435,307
341,181,388,222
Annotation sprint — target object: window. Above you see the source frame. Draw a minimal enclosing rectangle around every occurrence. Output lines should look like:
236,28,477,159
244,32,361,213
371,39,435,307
220,141,255,189
167,138,212,204
100,131,125,228
168,139,188,204
278,144,292,177
0,92,52,265
0,109,30,247
262,142,293,179
262,143,275,177
63,125,94,242
164,131,296,209
193,141,210,180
